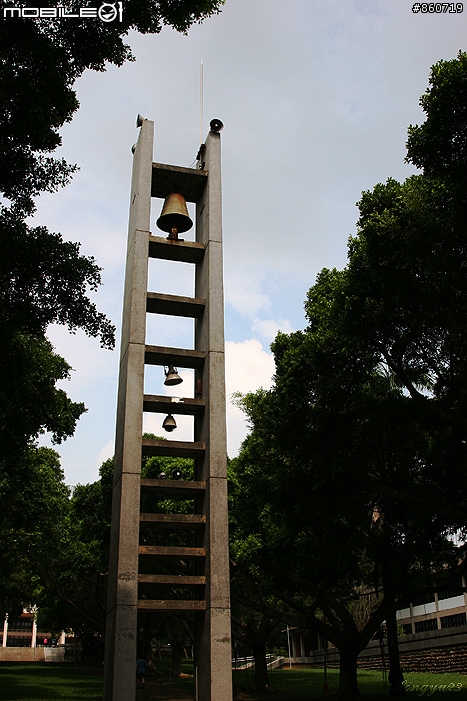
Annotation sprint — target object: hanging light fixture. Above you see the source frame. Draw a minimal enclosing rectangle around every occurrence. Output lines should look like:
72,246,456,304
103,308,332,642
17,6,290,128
371,503,384,527
156,193,193,241
172,469,182,480
162,414,177,432
164,366,183,386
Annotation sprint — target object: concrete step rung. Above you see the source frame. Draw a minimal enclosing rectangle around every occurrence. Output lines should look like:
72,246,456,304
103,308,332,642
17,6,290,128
151,163,207,207
143,394,205,415
138,545,206,558
144,344,206,369
148,235,205,264
140,513,206,528
138,574,206,585
142,438,205,458
140,478,206,497
146,292,205,318
138,599,206,611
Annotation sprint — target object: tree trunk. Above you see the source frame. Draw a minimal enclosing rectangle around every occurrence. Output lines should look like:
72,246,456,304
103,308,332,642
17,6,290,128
169,639,185,679
386,608,405,697
251,641,272,693
136,614,158,673
335,647,363,701
143,640,157,674
381,551,405,697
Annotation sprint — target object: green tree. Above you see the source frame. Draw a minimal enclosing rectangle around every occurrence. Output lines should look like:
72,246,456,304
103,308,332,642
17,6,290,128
406,50,467,180
232,378,461,701
234,368,465,698
0,0,225,215
0,330,96,614
36,457,113,661
230,52,467,700
229,567,283,693
0,447,71,616
36,443,197,666
0,0,226,630
229,458,288,693
0,0,226,470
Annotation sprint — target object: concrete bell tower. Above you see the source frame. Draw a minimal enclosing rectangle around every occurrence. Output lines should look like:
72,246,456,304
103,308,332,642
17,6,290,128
103,117,232,701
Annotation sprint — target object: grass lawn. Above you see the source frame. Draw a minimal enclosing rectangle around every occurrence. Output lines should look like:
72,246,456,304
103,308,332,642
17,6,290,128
0,664,103,700
233,666,467,700
0,662,465,700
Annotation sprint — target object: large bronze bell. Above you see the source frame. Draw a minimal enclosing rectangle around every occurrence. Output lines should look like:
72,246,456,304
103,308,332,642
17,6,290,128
156,193,193,238
164,366,183,386
162,414,177,432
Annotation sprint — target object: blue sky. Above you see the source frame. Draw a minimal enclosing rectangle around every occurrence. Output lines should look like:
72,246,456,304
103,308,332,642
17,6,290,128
33,0,467,485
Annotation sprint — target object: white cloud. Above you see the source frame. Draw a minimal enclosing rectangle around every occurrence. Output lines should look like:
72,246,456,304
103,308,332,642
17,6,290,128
251,318,294,342
225,338,275,456
46,325,118,393
27,0,467,484
225,272,271,317
143,412,193,442
97,439,114,468
225,339,275,395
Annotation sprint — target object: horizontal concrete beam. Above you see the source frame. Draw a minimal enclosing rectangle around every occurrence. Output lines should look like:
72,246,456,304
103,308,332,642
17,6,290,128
145,345,206,369
148,235,205,264
138,599,206,611
138,574,206,585
140,478,206,497
138,545,206,558
143,395,205,415
141,438,205,458
146,292,205,318
139,513,206,528
151,162,207,202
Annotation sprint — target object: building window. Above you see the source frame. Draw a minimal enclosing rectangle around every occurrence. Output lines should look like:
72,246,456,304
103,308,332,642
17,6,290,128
402,624,413,635
6,636,30,647
414,619,438,633
7,619,33,633
440,613,466,629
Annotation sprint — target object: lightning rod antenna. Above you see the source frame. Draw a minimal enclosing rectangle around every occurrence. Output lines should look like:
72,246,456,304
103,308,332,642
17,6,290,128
200,59,204,145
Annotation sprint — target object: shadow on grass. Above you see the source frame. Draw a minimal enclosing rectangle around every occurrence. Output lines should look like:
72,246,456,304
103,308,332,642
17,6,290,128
1,662,466,701
0,663,103,700
233,667,467,701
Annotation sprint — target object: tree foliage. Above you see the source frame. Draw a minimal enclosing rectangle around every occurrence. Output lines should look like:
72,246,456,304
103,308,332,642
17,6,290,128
231,52,467,700
0,0,228,665
36,457,113,657
0,0,225,466
0,0,225,214
0,447,71,615
229,461,288,692
406,50,467,179
33,443,198,667
0,216,115,344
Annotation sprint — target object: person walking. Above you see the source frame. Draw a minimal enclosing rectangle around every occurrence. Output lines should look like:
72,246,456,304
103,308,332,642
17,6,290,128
136,658,146,690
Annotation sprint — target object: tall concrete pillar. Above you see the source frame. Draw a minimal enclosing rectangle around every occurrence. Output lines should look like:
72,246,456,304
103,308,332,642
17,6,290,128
103,118,153,701
104,118,232,701
31,619,37,648
2,615,7,647
194,128,232,701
